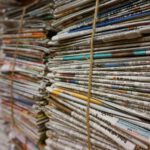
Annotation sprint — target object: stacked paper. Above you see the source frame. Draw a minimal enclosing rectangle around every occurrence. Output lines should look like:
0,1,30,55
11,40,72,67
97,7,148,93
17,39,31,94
45,0,150,150
0,0,55,149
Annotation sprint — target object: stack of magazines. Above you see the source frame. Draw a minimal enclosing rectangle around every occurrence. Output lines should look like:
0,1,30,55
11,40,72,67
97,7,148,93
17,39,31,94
0,0,55,149
45,0,150,150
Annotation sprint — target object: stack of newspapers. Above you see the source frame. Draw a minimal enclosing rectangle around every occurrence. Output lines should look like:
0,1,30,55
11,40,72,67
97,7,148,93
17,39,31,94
0,0,55,149
45,0,150,150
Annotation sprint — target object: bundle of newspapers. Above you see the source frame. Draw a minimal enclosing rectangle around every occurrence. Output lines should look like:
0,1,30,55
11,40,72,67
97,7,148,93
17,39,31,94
0,0,55,149
45,0,150,150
